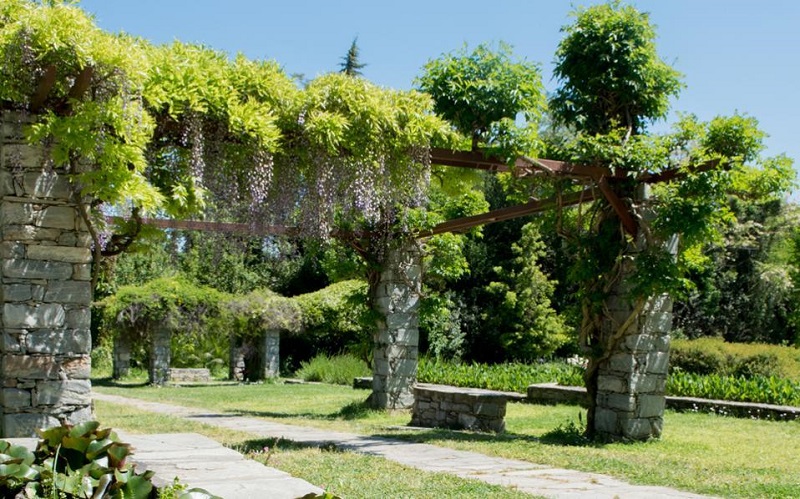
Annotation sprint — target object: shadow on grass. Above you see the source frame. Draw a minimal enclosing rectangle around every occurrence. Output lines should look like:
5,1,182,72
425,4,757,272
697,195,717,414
373,422,602,449
234,437,342,455
91,377,149,388
228,398,379,422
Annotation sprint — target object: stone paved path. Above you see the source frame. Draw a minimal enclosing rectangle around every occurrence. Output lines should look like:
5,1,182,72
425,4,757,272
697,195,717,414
94,392,712,499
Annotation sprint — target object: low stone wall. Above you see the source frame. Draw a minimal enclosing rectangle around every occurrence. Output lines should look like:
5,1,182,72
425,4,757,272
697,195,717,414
167,368,211,383
527,383,800,421
410,383,507,432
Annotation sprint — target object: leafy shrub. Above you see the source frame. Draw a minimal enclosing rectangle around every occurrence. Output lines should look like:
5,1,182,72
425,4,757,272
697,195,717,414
295,354,370,385
91,338,114,378
287,280,372,367
226,288,302,337
417,357,584,393
99,276,231,376
0,421,217,499
667,372,800,407
670,338,797,380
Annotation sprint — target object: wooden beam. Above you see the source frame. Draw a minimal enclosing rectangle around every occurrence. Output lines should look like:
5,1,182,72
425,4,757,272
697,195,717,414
30,65,57,112
420,188,597,237
598,177,638,237
523,157,616,180
429,148,512,172
68,66,94,101
429,147,617,180
638,159,722,184
106,216,296,236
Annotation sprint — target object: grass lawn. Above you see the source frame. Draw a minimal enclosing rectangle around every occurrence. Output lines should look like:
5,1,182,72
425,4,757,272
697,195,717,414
93,380,800,498
93,399,532,499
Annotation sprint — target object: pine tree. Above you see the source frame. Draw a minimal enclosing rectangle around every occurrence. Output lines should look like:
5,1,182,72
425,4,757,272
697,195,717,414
339,37,366,76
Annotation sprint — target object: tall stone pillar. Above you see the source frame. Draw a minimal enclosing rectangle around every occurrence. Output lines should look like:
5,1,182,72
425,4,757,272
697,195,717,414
0,112,93,437
262,329,280,379
369,242,421,410
148,325,171,385
112,333,131,379
593,233,677,441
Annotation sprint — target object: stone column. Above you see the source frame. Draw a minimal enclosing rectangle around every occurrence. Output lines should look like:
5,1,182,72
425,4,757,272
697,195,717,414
261,329,280,379
148,324,170,385
229,337,242,381
593,233,677,441
112,333,131,379
0,111,93,437
369,241,421,410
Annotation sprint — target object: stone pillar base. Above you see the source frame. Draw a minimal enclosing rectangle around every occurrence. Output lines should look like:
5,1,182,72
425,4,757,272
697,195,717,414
370,242,421,410
0,111,93,437
594,294,672,441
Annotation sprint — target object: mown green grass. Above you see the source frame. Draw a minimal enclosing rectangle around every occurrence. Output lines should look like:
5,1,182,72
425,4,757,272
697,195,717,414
94,399,533,499
93,381,800,498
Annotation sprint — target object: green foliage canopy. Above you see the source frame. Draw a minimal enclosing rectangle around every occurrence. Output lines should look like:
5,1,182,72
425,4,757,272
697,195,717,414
0,1,452,243
417,42,544,154
551,1,683,136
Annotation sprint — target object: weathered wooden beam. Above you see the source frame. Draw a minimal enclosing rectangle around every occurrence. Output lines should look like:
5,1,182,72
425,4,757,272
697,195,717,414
106,216,296,236
68,66,94,100
598,177,638,237
430,148,512,172
429,147,617,180
638,159,722,184
523,157,616,180
30,65,57,112
420,188,597,237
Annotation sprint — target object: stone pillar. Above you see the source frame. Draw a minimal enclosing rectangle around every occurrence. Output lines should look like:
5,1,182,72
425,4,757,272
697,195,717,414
148,325,170,385
593,233,677,441
261,329,280,379
112,333,131,379
0,111,93,437
369,242,421,410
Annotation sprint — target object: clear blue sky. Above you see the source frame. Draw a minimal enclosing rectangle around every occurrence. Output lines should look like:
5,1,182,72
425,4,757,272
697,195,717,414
78,0,799,200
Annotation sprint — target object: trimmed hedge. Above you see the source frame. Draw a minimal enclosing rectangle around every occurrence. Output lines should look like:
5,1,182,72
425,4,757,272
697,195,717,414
417,357,584,393
670,337,800,381
295,353,370,385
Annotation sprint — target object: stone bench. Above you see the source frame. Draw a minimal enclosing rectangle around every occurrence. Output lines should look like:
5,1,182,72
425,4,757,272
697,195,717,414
167,368,211,383
410,383,508,432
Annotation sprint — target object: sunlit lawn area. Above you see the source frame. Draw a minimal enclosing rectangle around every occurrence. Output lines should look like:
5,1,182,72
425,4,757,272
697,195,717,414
94,380,800,498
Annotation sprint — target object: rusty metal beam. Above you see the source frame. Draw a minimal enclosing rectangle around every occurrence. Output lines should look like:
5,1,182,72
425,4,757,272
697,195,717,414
30,65,57,112
419,188,597,237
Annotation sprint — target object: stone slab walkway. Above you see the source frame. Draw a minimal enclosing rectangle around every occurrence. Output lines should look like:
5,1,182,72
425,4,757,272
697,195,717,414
94,392,712,499
5,432,324,499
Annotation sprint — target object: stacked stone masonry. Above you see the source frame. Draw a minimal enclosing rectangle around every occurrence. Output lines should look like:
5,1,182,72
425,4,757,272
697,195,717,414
410,383,507,432
167,368,211,383
229,329,280,382
594,283,673,441
370,242,421,410
0,112,93,437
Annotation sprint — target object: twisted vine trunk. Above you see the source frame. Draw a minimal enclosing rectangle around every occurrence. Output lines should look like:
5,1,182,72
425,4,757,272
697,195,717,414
580,189,676,441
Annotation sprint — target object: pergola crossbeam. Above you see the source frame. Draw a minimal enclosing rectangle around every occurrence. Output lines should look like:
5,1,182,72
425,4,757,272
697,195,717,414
30,65,57,112
420,188,597,237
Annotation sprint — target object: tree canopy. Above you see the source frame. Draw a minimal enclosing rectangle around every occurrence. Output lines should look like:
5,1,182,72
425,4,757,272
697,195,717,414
417,42,544,154
551,1,683,136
